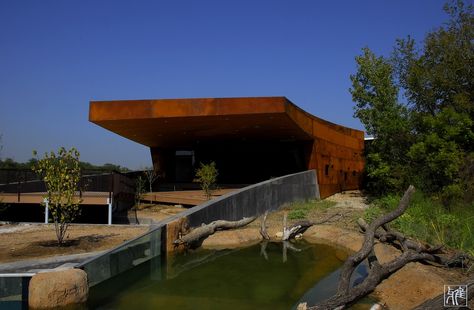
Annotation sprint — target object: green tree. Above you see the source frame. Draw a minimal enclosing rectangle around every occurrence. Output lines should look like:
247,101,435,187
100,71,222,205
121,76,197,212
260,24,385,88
350,48,412,194
195,162,218,200
32,147,82,245
351,0,473,200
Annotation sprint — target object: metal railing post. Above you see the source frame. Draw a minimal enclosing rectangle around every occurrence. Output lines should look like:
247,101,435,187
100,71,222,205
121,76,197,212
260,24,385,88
43,198,49,224
107,197,112,225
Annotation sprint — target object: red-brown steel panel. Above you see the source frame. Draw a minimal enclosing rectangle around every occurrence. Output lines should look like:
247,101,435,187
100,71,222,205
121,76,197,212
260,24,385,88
89,96,365,198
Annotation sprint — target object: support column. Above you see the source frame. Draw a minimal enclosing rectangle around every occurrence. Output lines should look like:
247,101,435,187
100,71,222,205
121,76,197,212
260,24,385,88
43,198,49,224
107,198,112,225
150,147,172,181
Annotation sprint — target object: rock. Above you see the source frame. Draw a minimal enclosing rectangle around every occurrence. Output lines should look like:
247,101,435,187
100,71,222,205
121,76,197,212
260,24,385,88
29,268,88,309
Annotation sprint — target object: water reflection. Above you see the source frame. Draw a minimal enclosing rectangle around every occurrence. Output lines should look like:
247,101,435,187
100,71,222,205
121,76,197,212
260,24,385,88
89,241,348,310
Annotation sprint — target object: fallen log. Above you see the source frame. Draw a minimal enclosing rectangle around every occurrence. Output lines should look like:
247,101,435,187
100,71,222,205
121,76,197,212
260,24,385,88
357,218,473,267
173,216,256,249
259,211,270,240
304,185,419,309
356,218,438,254
282,213,342,241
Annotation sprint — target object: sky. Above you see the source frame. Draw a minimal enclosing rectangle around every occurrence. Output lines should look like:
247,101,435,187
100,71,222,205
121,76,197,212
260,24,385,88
0,0,450,169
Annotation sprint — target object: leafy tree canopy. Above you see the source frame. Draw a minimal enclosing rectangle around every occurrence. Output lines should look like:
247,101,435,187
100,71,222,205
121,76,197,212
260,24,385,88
351,0,473,203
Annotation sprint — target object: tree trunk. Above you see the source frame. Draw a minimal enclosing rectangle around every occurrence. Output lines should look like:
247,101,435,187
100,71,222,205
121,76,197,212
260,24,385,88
282,213,341,241
173,216,256,249
260,211,270,240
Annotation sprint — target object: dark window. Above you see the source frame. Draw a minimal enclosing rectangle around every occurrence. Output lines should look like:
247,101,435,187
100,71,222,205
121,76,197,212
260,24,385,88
352,170,356,176
344,172,348,181
325,165,329,176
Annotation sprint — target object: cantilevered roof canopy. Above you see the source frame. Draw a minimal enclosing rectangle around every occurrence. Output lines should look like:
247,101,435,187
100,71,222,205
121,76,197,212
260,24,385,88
89,96,362,149
89,96,365,198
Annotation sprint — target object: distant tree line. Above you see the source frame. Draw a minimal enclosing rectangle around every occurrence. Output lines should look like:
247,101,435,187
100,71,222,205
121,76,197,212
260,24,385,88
0,157,130,173
351,0,473,205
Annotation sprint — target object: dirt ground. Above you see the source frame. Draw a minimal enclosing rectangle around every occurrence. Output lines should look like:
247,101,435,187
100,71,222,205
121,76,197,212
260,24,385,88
0,204,185,264
0,224,149,264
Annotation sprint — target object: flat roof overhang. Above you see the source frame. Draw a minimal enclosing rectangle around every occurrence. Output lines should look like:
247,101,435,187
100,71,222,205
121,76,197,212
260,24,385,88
89,97,319,148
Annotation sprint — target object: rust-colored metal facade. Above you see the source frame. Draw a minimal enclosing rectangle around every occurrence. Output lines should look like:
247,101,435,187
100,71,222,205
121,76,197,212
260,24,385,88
89,97,364,198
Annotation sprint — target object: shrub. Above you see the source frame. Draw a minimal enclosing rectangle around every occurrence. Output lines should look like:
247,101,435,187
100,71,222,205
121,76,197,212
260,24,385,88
195,162,218,200
32,147,82,246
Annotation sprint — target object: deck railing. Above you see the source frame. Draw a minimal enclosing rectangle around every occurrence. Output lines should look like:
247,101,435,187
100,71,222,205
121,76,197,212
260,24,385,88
0,168,135,205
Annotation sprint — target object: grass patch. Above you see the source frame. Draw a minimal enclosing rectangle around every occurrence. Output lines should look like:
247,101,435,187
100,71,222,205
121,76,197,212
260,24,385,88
364,192,474,255
287,199,336,220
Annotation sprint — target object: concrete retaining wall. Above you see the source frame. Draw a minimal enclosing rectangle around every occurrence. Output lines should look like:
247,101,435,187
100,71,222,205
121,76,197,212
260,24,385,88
163,170,319,251
184,169,318,226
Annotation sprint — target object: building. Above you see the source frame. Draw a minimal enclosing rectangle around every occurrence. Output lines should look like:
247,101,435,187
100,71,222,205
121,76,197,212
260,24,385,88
89,97,364,198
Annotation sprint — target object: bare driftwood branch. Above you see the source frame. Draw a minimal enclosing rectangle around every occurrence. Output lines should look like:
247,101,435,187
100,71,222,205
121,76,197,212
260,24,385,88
311,250,435,310
260,211,270,240
357,218,432,253
358,218,473,267
303,185,417,310
336,185,416,295
173,216,256,249
282,213,342,241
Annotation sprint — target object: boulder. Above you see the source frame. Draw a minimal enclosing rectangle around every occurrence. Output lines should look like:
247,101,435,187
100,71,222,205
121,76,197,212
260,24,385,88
29,268,88,309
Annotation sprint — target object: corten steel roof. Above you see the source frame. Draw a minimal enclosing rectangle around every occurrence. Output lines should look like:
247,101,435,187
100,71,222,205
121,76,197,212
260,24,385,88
89,97,364,148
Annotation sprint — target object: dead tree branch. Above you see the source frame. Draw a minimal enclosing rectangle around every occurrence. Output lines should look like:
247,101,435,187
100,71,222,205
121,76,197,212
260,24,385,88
282,213,342,241
173,216,256,249
336,185,416,295
302,185,417,309
260,211,270,240
358,218,473,267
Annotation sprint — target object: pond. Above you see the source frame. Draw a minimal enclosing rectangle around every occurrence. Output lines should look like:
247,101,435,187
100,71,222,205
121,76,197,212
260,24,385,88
88,241,371,309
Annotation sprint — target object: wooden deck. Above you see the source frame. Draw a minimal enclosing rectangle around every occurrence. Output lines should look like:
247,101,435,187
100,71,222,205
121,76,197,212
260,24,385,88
142,188,237,206
0,189,239,207
0,192,111,205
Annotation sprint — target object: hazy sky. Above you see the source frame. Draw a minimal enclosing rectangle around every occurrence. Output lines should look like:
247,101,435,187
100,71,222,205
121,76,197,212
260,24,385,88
0,0,448,169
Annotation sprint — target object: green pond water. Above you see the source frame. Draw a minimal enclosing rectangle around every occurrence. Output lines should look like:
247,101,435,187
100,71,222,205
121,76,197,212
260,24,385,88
88,241,370,310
